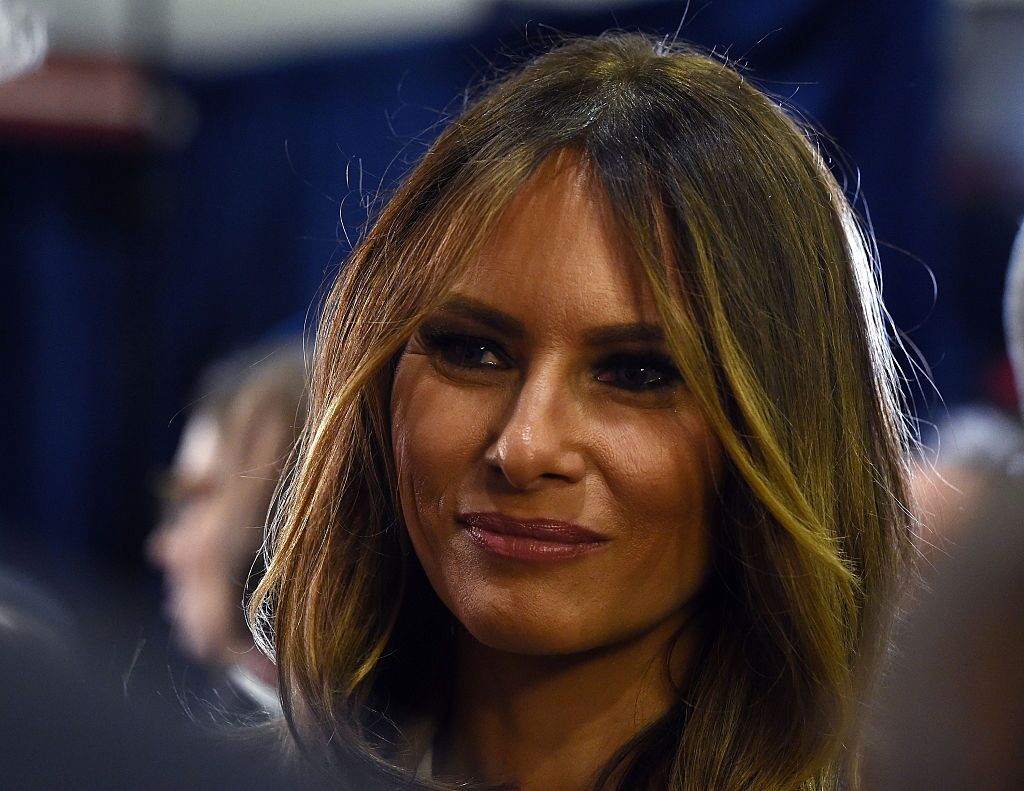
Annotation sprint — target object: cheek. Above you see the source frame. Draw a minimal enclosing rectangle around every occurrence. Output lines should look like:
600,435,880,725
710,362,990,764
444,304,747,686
597,409,721,596
390,358,496,571
599,406,721,512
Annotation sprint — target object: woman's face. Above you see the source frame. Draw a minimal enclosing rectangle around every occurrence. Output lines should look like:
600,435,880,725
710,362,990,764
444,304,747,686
390,155,723,656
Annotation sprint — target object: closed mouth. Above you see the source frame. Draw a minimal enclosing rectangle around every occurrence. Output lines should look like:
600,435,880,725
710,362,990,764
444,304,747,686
456,511,608,561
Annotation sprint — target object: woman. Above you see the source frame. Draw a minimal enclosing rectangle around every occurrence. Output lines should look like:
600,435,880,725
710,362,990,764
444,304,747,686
251,35,915,790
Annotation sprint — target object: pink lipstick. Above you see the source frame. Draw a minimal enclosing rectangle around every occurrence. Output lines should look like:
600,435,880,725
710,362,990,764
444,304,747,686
457,512,608,562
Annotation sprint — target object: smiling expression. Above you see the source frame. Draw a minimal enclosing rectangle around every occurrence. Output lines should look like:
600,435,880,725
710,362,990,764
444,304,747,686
390,153,723,656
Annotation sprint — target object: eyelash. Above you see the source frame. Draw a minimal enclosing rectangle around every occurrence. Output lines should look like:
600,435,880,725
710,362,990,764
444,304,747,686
419,327,682,393
422,329,507,370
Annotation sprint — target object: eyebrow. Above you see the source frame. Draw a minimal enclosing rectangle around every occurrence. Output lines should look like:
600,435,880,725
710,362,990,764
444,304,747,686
436,296,525,337
583,322,666,347
434,295,666,347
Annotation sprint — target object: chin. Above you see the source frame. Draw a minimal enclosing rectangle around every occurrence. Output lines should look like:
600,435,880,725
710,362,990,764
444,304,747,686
465,621,588,656
453,592,599,656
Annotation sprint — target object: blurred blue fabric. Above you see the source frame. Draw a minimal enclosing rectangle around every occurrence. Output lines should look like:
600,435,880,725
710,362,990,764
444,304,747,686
0,0,957,594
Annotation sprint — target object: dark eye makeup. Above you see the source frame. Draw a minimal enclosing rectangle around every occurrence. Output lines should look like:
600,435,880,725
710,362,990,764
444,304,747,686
417,323,682,394
593,353,682,391
420,325,510,370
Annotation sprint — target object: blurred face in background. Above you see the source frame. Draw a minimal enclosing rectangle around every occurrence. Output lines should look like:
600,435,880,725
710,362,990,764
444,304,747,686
390,154,723,659
147,403,275,666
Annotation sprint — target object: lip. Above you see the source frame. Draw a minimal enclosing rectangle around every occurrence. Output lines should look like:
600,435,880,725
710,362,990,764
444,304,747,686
457,511,609,562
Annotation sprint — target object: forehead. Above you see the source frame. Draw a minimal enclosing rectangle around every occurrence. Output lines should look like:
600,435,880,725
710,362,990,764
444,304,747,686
452,153,659,332
173,412,221,480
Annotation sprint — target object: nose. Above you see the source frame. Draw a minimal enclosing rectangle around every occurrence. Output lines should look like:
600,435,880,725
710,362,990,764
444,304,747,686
484,368,586,490
146,522,172,569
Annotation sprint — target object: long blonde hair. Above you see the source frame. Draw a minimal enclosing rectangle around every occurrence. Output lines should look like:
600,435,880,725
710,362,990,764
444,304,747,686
250,34,915,790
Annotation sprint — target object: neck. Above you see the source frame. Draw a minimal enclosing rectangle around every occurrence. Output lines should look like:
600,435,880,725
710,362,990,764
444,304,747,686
438,614,699,791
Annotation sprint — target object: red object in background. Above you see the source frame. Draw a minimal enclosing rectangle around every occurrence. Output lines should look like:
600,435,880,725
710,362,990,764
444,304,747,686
984,353,1020,413
0,55,189,147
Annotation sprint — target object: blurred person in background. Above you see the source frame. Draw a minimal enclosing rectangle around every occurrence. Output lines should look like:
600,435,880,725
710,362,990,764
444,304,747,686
872,219,1024,790
0,10,301,786
148,342,307,719
866,470,1024,791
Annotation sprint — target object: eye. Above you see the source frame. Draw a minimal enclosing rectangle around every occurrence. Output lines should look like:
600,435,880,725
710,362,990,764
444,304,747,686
594,354,681,392
420,326,508,371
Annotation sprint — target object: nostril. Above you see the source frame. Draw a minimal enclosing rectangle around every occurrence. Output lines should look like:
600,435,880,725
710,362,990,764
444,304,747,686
486,439,585,490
